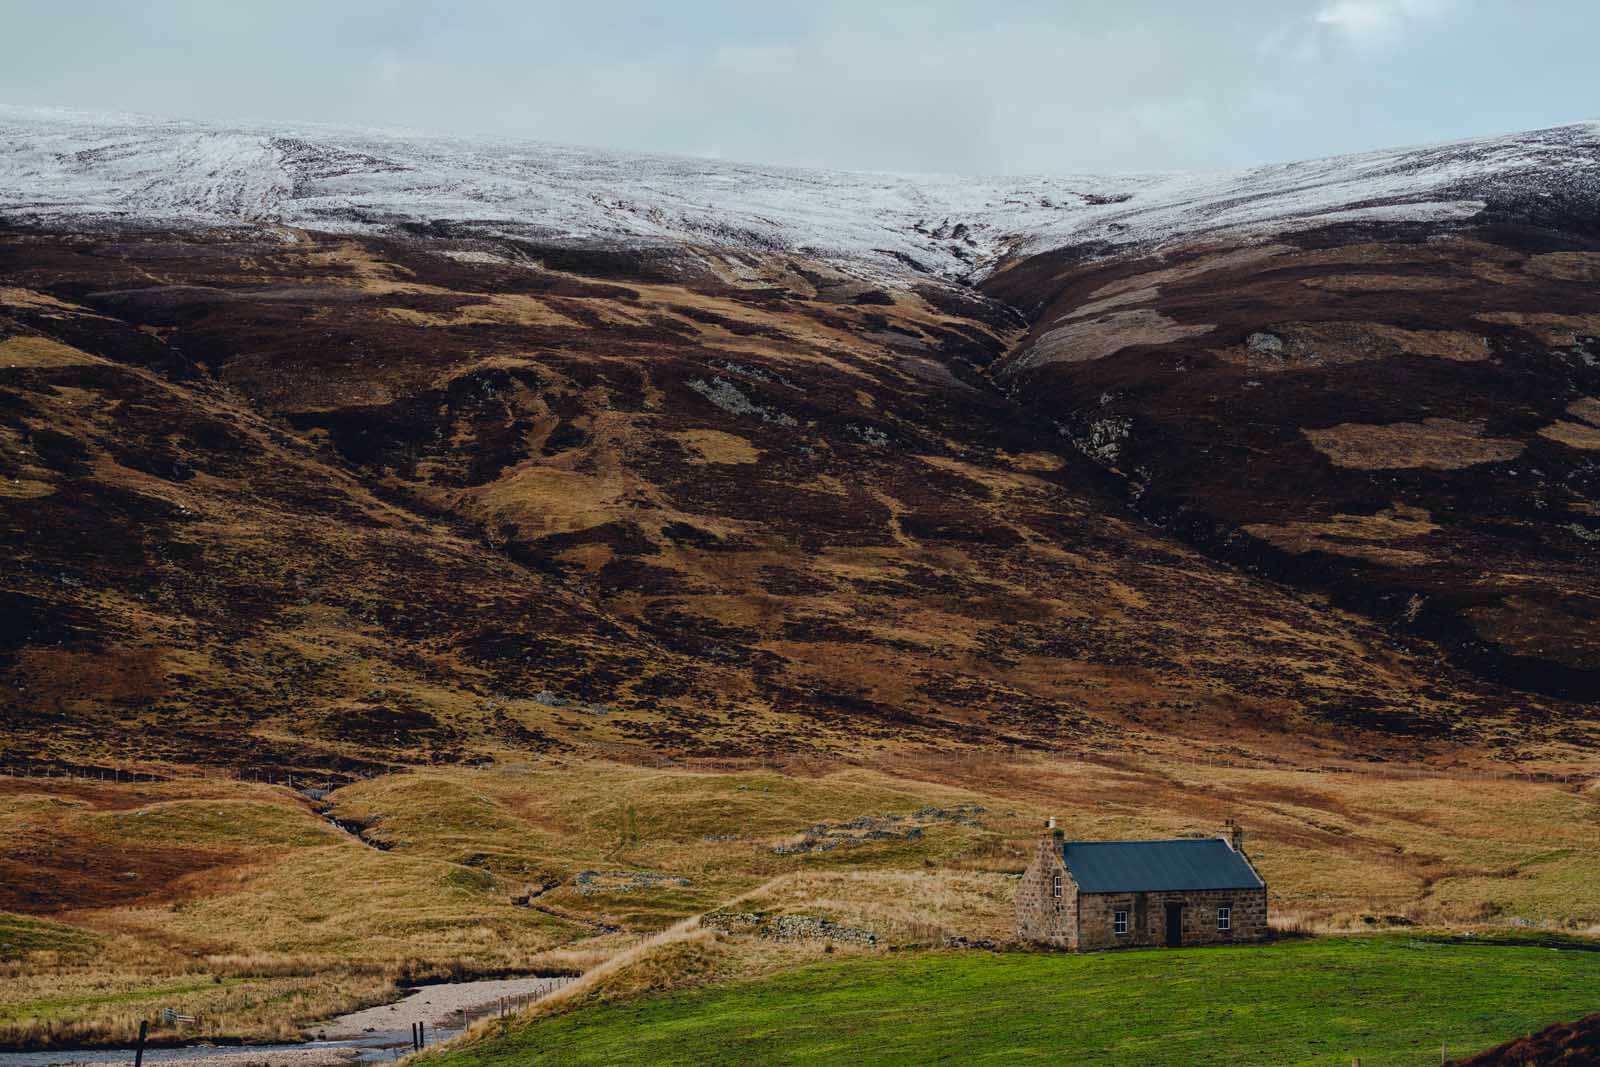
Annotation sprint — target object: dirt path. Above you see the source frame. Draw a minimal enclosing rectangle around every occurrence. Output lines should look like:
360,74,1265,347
318,975,574,1040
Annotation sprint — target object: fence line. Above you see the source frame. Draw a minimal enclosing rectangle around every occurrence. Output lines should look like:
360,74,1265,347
0,760,1591,789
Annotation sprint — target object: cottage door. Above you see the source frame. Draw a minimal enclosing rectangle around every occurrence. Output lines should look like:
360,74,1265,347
1164,902,1183,947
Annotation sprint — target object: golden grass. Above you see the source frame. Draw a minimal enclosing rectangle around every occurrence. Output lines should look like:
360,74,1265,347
1568,397,1600,427
671,429,761,465
1020,308,1214,368
6,746,1599,1047
382,296,580,330
1539,419,1600,451
0,336,105,368
1302,417,1523,470
732,869,1016,945
1244,503,1439,566
85,799,345,848
1523,251,1600,282
0,477,54,498
1476,311,1600,346
1299,273,1470,292
1216,322,1490,372
0,288,107,316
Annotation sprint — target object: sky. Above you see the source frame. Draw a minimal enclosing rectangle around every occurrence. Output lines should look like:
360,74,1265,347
1,0,1596,175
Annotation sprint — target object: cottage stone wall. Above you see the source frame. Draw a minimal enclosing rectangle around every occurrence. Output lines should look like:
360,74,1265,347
1076,887,1268,951
1015,834,1077,949
1015,833,1270,952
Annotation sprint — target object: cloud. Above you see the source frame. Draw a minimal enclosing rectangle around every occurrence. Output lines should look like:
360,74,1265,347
0,1,1592,175
1315,0,1454,42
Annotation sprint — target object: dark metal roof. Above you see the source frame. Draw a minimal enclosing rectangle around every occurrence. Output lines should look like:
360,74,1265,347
1061,838,1264,893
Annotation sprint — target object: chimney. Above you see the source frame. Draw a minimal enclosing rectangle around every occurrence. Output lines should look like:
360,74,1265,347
1222,818,1244,852
1047,815,1063,843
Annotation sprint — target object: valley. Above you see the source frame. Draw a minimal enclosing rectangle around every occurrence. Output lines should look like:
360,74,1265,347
1,108,1599,1064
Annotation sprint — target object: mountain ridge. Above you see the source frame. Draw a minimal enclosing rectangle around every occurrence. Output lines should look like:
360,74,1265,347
4,106,1598,283
1,111,1598,775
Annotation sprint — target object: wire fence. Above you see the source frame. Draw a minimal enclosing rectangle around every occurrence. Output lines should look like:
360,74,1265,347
0,758,1591,789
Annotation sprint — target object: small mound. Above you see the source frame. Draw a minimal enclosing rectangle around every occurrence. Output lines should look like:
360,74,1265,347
1448,1012,1600,1066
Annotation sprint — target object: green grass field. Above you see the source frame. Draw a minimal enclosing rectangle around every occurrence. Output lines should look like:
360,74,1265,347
428,937,1600,1067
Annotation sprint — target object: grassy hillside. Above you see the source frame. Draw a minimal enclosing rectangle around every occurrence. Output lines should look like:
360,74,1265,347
3,755,1596,1046
3,214,1600,1059
423,938,1600,1067
5,227,1596,778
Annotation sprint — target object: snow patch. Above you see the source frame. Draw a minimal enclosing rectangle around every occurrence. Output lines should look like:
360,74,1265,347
2,106,1597,282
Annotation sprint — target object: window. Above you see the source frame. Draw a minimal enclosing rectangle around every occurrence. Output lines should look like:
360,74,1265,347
1051,872,1063,900
1113,910,1128,935
1217,906,1232,932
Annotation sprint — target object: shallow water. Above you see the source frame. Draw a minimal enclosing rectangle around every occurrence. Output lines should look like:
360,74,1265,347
0,1031,419,1066
0,975,572,1066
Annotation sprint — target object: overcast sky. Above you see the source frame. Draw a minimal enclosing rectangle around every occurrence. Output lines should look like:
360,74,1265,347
2,0,1595,175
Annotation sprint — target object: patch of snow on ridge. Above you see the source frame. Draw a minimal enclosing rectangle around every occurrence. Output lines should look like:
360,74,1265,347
2,106,1597,282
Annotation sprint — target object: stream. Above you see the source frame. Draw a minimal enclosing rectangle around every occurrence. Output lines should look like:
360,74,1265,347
0,975,573,1067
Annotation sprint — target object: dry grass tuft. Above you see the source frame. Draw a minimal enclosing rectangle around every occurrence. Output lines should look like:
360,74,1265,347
0,336,104,368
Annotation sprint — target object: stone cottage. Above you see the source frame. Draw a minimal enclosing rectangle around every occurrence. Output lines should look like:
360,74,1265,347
1016,818,1267,951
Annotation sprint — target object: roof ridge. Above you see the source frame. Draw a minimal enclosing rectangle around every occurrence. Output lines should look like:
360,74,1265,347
1063,837,1224,845
1058,836,1264,893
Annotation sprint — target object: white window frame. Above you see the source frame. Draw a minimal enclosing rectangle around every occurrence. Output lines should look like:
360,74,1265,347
1113,910,1129,935
1217,906,1232,932
1051,872,1063,900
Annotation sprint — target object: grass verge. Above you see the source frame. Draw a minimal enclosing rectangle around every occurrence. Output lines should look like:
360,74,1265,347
422,937,1600,1067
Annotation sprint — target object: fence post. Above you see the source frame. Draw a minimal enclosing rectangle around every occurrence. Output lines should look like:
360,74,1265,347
134,1020,148,1067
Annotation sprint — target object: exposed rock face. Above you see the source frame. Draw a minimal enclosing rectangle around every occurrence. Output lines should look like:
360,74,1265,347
701,911,878,945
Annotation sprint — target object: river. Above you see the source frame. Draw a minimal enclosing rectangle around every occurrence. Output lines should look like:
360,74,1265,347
0,975,574,1067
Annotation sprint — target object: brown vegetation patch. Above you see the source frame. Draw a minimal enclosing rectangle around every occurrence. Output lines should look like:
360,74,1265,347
1216,322,1489,372
1448,1012,1600,1066
1064,286,1160,319
1476,311,1600,345
0,822,237,914
671,430,761,465
0,288,107,317
0,336,105,368
1538,420,1600,451
1467,595,1600,670
1568,397,1600,427
1082,244,1293,300
1244,504,1439,566
1303,418,1523,470
1523,251,1600,282
1539,396,1600,450
1016,309,1214,369
382,295,581,329
16,646,171,707
1299,273,1470,292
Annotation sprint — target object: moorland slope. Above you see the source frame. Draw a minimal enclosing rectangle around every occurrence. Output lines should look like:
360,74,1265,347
1,108,1599,1055
3,110,1599,772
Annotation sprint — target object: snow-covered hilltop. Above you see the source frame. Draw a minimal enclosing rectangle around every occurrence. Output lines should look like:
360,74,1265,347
2,105,1597,281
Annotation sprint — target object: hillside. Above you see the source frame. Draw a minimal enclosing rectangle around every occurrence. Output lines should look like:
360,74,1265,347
2,107,1600,1059
3,110,1600,775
